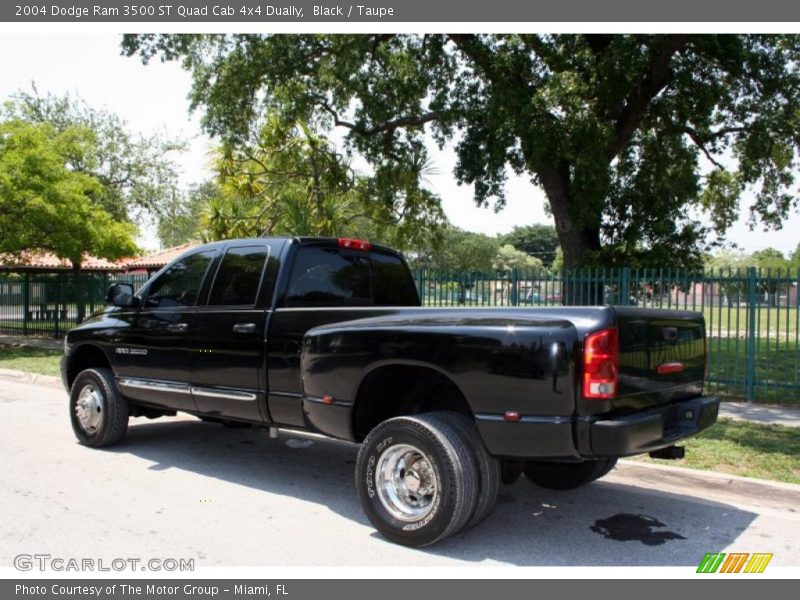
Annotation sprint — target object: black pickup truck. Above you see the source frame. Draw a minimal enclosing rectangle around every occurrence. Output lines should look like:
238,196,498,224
62,237,719,546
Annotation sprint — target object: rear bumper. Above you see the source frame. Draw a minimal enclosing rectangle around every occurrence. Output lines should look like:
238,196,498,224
588,395,720,457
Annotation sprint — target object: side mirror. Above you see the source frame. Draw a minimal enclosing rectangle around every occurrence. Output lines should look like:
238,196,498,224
106,283,137,308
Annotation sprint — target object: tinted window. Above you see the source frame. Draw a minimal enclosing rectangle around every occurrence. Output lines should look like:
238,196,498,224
286,246,371,306
371,252,418,305
143,250,216,309
207,245,270,306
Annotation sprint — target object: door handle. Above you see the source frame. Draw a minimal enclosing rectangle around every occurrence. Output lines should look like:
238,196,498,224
233,322,257,334
167,322,188,333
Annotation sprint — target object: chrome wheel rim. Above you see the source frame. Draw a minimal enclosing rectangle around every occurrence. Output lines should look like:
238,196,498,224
75,384,104,433
376,444,438,522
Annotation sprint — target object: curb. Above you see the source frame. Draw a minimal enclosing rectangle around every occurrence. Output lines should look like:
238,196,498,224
615,459,800,511
0,368,62,390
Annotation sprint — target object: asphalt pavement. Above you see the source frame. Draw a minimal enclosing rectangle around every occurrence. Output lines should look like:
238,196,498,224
1,379,798,568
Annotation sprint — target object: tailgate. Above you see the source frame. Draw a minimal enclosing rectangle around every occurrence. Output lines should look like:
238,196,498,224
613,307,706,412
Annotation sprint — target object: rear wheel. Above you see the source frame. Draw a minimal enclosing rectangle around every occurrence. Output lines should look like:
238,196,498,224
438,413,500,529
524,458,618,490
355,412,479,547
69,368,128,447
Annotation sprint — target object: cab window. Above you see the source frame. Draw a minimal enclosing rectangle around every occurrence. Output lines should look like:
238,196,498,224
286,246,371,307
371,252,419,306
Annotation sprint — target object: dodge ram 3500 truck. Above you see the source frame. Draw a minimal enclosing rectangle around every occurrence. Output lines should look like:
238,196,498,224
62,237,719,546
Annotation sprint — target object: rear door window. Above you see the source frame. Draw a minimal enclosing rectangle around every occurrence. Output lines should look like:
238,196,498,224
207,245,270,307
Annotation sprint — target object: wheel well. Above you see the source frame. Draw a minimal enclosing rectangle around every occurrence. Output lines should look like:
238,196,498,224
66,344,111,389
352,365,473,441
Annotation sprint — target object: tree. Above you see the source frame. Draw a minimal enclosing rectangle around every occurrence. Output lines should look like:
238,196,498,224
0,119,138,267
704,249,750,304
156,182,217,247
752,248,792,306
498,224,559,266
2,87,184,223
789,243,800,271
752,248,791,272
493,244,545,273
200,116,445,246
409,227,498,272
124,34,800,274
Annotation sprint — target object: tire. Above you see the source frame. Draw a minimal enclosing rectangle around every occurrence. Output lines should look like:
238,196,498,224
524,458,618,491
69,368,129,447
441,413,500,529
355,412,479,547
500,460,525,485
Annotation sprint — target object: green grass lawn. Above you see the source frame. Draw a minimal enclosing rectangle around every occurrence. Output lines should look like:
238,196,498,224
702,305,798,336
706,338,800,405
631,418,800,484
0,345,62,377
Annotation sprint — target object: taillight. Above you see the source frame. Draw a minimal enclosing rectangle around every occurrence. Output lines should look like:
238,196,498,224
338,237,372,251
583,327,618,400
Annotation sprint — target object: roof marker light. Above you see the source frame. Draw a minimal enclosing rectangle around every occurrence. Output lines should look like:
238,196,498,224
338,238,372,251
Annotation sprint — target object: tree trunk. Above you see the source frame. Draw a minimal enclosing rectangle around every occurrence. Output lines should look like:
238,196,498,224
539,165,604,305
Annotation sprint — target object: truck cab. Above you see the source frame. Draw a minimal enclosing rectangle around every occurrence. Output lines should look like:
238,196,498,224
63,237,418,427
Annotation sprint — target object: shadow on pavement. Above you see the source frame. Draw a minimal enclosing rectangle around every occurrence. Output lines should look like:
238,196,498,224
114,417,758,566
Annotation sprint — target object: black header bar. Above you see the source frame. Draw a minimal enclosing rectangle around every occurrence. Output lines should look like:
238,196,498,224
4,0,800,23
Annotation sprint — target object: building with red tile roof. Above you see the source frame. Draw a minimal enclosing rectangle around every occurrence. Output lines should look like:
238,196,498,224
0,251,131,272
124,242,199,274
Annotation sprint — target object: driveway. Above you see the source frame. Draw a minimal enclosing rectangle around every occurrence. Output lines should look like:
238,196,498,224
1,380,797,568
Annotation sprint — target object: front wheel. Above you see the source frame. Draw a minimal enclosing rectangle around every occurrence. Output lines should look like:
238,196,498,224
524,458,617,490
355,413,479,547
69,368,129,447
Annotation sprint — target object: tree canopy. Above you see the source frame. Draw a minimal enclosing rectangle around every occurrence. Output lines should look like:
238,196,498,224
124,34,800,269
493,244,545,272
2,87,184,223
408,227,498,272
498,224,559,266
158,116,445,249
0,119,138,267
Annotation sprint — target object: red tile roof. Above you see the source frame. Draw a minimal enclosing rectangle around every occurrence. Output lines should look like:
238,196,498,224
0,251,131,272
124,242,198,269
0,243,200,272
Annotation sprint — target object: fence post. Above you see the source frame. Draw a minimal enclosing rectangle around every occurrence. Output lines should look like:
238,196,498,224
510,269,518,306
620,267,631,305
746,266,757,404
22,273,30,336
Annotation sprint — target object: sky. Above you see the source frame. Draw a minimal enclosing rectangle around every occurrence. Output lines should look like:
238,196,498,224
1,33,798,256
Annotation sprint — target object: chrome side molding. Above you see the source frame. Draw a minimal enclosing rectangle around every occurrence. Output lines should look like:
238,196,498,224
117,377,256,401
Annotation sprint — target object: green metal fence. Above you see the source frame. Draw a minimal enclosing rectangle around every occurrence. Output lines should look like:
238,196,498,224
412,266,799,405
1,267,798,404
0,272,148,338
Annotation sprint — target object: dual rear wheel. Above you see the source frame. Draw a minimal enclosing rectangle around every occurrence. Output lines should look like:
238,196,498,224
355,412,500,547
356,411,617,546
